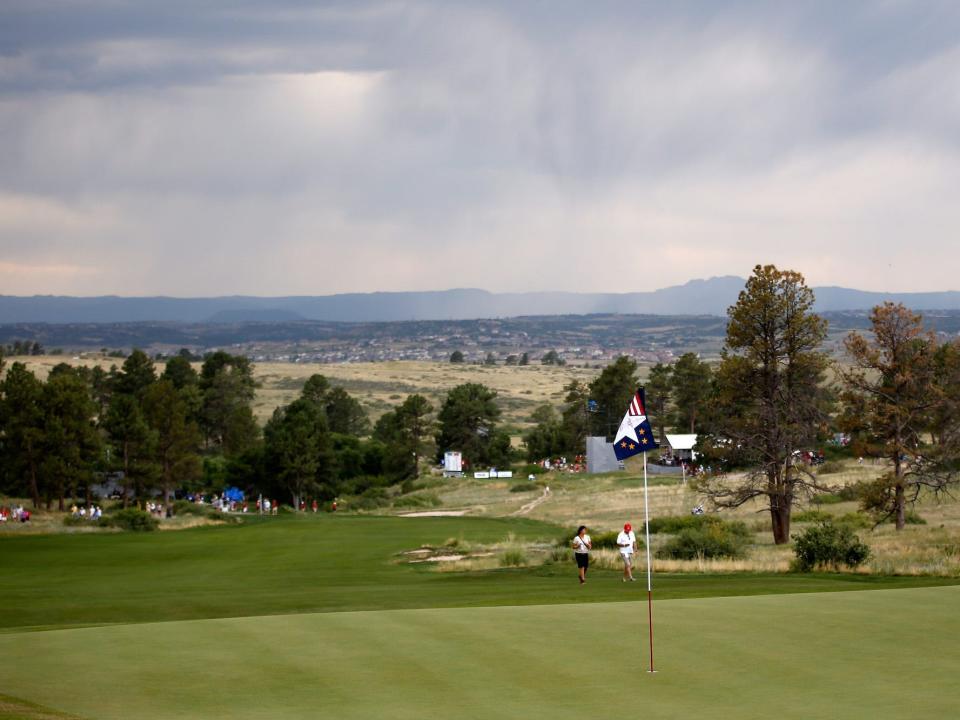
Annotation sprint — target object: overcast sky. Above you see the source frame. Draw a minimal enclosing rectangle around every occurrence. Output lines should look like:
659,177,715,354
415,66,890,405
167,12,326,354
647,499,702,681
2,1,959,297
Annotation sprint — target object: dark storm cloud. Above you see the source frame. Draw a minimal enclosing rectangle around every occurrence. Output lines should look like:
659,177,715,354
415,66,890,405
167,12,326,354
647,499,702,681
1,1,960,295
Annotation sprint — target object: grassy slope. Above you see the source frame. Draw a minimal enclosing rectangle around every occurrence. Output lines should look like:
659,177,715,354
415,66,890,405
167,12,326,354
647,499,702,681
2,515,957,633
1,586,957,720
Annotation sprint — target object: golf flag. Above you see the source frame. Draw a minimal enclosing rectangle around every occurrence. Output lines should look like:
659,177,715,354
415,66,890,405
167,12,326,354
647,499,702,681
613,387,661,673
613,388,659,460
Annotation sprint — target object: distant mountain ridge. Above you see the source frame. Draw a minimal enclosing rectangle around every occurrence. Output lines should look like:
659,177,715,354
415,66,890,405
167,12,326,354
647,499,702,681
2,276,960,324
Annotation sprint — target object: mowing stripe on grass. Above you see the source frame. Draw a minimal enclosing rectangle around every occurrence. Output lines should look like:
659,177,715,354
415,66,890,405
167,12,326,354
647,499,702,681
1,586,957,720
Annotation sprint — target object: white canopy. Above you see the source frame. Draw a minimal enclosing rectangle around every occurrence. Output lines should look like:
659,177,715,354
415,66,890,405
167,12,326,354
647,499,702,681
665,434,698,451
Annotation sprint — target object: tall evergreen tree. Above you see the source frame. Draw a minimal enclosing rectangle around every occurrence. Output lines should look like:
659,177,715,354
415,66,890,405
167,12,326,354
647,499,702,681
162,355,199,391
840,303,957,529
670,353,713,433
588,356,639,440
0,363,45,507
301,374,331,407
560,380,590,454
435,383,509,467
199,353,258,455
392,394,434,479
143,380,202,504
103,394,157,506
523,404,564,461
695,265,830,544
931,339,960,452
324,387,370,436
115,349,157,398
264,399,335,506
40,370,101,510
645,362,673,443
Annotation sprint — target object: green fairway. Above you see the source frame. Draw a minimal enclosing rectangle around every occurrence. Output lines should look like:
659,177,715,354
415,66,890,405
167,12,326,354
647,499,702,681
3,516,960,719
1,586,958,719
2,515,956,632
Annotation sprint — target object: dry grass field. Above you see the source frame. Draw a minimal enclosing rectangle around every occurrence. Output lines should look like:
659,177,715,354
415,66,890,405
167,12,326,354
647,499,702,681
387,459,960,577
252,359,601,427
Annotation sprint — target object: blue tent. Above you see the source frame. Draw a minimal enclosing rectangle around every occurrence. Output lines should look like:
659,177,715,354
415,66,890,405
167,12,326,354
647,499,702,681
223,486,245,502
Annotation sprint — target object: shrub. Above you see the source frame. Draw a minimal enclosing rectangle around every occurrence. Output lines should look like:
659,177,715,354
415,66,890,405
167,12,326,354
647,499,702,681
647,515,751,540
836,512,873,529
345,487,390,511
509,482,539,493
814,493,844,505
99,508,158,532
791,520,870,572
499,548,528,567
392,492,441,509
173,500,212,517
657,523,749,560
589,531,623,550
793,510,832,523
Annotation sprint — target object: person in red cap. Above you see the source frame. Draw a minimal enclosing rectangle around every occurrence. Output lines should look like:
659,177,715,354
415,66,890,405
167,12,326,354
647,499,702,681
617,522,638,582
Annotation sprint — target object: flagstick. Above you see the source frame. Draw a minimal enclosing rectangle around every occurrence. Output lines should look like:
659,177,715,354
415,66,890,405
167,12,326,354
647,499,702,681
643,451,656,673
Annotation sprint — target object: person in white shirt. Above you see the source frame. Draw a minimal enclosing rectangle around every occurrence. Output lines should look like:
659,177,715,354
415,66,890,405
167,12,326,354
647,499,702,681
617,523,638,582
572,525,592,584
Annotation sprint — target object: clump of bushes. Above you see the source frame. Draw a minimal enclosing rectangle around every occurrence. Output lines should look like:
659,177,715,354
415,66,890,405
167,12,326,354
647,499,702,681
173,500,215,517
647,514,747,536
793,510,832,523
393,492,442,509
837,511,872,529
794,509,872,528
588,530,640,550
509,482,539,493
499,548,528,567
98,508,158,532
816,483,864,504
657,520,751,560
791,520,870,572
344,487,390,511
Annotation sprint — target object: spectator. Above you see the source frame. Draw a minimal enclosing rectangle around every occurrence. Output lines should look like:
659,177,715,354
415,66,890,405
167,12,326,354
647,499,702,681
617,523,637,582
572,525,592,585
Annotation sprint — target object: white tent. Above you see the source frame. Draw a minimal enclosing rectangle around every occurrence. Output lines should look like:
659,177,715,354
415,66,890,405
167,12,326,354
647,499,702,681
665,434,699,461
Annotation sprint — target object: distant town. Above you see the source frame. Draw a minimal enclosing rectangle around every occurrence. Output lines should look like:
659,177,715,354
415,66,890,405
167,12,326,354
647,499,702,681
3,311,960,365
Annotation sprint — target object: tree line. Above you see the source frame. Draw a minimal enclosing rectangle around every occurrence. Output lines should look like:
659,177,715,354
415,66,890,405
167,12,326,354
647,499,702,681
0,350,439,510
0,346,521,510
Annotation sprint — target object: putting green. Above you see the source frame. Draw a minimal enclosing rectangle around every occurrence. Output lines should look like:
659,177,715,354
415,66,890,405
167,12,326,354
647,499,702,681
2,586,957,719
